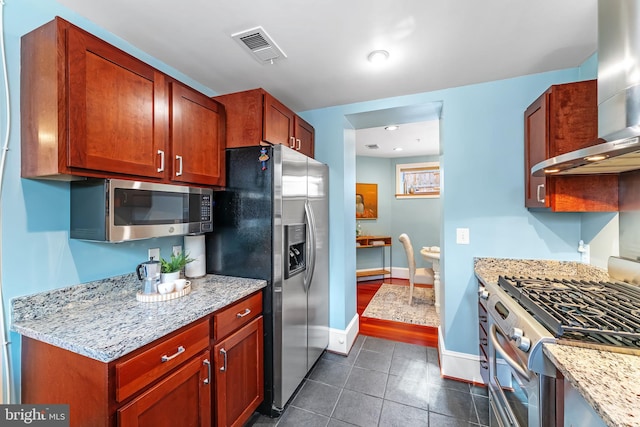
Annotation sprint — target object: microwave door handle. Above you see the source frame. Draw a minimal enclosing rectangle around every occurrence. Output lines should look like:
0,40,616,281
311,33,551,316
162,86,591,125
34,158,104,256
489,324,531,381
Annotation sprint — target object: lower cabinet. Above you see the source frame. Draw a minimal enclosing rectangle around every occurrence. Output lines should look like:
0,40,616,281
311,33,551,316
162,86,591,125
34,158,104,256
214,316,264,427
118,350,212,427
212,293,264,427
20,291,264,427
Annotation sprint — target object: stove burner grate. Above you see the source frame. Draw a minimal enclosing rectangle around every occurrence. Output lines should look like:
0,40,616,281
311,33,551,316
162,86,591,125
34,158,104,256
498,275,640,349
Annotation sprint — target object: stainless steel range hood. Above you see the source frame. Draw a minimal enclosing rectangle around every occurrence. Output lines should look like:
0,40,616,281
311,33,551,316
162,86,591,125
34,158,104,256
532,0,640,177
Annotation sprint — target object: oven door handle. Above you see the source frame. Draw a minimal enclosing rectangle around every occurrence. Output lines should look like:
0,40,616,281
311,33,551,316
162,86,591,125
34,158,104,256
490,324,531,381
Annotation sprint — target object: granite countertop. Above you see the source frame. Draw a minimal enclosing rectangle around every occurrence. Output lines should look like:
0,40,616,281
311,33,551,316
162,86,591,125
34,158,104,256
473,257,638,427
544,344,640,427
473,257,610,286
11,273,266,363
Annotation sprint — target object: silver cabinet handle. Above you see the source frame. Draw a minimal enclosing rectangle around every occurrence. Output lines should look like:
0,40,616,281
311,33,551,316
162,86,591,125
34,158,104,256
157,150,165,172
536,184,545,203
175,155,183,176
289,136,296,148
296,138,301,150
219,348,227,372
203,359,211,385
236,308,251,318
161,345,185,362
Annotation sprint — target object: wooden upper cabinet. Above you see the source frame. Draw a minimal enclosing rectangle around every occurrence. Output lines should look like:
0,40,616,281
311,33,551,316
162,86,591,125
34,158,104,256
170,82,226,186
21,17,225,187
294,115,315,158
524,80,618,212
21,17,167,180
66,25,167,179
215,88,315,157
263,93,295,146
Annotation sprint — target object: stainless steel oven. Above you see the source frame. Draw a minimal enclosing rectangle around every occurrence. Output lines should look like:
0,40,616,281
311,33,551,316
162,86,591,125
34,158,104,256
481,284,557,427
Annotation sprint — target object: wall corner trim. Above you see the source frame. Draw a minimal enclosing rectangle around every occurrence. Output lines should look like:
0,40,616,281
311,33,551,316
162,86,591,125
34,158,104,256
327,314,359,355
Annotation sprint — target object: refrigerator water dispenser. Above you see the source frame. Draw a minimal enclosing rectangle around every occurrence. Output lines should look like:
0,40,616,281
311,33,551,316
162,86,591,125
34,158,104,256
285,224,306,279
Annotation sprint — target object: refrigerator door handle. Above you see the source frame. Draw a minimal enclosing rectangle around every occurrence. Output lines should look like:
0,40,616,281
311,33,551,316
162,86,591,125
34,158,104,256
304,200,317,291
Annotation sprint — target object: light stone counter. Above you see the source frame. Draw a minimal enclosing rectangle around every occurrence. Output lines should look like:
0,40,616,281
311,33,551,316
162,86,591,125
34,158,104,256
473,257,636,427
473,257,610,286
544,344,640,427
11,273,266,362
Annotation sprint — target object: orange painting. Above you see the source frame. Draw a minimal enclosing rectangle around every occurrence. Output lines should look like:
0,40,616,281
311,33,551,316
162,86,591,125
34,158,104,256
356,183,378,219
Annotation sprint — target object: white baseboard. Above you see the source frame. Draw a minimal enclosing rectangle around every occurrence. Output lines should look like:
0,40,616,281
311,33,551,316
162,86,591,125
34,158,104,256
438,327,486,384
327,313,359,355
437,328,512,387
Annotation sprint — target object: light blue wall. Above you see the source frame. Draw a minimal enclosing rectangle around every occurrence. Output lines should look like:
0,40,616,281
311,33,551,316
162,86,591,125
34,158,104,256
3,0,608,400
355,155,440,271
2,0,222,398
302,69,592,356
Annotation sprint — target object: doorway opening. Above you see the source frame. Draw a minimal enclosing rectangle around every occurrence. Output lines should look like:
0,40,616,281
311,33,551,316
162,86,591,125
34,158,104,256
346,102,443,346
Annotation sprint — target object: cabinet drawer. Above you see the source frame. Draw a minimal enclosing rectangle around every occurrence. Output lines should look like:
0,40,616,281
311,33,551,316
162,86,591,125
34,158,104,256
214,292,262,341
116,319,209,402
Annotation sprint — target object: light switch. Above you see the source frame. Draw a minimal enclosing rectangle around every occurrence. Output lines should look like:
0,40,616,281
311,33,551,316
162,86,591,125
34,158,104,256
456,228,470,245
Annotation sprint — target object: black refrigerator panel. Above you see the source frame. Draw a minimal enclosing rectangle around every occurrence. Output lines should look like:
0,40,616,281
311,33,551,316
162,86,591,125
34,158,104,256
206,147,273,281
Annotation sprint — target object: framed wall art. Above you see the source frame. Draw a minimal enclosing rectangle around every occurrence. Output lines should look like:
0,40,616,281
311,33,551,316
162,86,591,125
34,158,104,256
356,183,378,219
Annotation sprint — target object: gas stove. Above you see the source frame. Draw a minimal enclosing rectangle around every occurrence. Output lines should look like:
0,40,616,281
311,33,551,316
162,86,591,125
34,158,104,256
497,275,640,352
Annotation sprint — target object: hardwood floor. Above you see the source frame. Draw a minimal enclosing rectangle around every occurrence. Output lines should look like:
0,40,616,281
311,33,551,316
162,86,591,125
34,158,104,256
357,278,439,348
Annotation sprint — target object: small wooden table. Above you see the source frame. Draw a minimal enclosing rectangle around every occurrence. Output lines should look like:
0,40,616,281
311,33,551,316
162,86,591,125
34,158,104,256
356,236,392,280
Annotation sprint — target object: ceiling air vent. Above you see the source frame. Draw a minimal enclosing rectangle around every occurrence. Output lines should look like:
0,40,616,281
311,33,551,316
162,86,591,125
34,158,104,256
365,144,380,150
232,26,287,64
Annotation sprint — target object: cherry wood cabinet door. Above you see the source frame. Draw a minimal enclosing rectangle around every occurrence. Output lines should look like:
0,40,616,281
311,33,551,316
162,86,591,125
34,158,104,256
118,350,212,427
524,93,548,208
294,115,315,158
67,24,167,179
263,93,295,148
170,82,226,187
214,316,264,427
524,80,618,211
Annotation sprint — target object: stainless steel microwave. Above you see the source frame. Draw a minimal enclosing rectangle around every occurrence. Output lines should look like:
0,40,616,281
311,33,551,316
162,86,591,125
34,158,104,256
70,179,213,242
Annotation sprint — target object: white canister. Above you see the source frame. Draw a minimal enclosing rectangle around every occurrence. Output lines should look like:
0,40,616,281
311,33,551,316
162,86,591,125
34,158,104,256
184,234,206,278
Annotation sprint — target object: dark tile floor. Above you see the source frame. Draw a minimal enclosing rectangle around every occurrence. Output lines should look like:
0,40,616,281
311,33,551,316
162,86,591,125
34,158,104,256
247,335,489,427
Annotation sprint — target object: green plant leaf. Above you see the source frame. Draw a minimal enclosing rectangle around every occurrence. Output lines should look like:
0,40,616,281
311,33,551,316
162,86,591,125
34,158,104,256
160,251,195,273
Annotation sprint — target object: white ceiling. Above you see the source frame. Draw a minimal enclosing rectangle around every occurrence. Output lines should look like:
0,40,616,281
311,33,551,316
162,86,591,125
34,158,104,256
54,0,597,157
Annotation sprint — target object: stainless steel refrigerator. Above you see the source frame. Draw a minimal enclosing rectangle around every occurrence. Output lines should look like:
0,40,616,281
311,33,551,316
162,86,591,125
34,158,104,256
206,145,329,416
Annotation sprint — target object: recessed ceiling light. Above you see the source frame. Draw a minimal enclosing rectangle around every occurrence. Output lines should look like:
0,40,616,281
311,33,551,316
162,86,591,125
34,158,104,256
384,125,399,131
367,50,389,64
544,168,560,174
393,147,403,151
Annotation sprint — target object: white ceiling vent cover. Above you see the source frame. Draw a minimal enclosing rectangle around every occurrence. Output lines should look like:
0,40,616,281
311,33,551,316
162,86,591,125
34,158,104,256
232,26,287,64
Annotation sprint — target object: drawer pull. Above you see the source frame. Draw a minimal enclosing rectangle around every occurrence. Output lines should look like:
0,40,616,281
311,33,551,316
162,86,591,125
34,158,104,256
236,308,251,318
220,348,227,372
161,345,185,363
203,359,211,385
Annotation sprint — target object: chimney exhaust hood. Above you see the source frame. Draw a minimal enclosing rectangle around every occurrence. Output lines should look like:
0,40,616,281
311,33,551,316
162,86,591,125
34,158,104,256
532,0,640,177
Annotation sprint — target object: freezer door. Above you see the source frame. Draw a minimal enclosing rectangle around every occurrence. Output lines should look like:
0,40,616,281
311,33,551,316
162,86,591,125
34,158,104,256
306,159,329,370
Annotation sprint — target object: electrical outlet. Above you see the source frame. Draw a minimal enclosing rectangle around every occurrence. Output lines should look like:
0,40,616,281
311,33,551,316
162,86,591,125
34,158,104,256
173,245,182,256
456,228,470,245
148,248,160,261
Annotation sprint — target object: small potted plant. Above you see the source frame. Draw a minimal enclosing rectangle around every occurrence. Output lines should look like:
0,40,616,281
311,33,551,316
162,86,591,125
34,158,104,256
160,251,194,283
